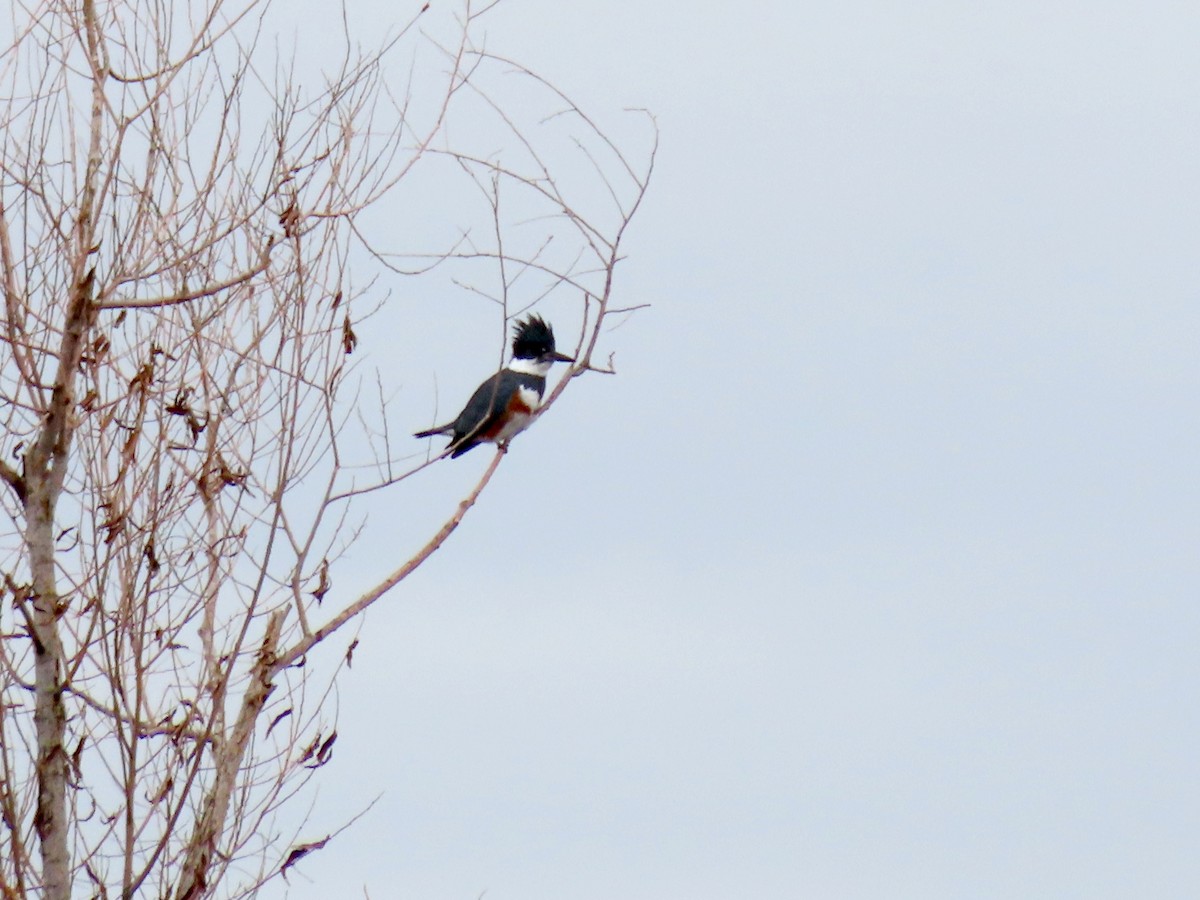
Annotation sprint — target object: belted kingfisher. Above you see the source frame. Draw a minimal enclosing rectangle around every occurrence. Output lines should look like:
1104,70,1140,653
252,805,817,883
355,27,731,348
414,314,574,458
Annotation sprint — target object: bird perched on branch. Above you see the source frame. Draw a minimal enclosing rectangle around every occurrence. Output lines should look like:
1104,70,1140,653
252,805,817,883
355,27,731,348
414,314,574,458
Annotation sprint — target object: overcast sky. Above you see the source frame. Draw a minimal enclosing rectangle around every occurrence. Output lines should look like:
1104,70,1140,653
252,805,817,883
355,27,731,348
265,2,1199,897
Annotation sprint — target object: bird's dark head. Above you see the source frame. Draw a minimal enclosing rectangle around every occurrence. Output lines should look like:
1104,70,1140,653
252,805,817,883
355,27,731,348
511,314,574,366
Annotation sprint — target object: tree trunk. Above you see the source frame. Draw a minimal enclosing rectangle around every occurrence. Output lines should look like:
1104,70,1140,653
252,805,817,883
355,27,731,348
175,612,284,900
24,272,96,898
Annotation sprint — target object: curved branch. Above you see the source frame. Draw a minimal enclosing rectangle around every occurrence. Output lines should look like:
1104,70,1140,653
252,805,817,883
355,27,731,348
98,239,276,310
273,446,506,671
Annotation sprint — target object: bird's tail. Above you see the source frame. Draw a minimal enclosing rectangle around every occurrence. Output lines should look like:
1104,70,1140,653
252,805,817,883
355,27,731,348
413,424,452,439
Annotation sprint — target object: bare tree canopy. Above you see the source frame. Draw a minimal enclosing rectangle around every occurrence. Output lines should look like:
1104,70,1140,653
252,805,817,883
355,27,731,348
0,1,655,896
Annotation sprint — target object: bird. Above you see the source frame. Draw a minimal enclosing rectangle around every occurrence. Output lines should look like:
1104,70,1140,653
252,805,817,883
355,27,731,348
413,314,574,458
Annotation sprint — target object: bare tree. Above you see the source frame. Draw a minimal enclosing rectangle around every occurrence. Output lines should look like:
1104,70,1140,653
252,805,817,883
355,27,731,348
0,1,655,897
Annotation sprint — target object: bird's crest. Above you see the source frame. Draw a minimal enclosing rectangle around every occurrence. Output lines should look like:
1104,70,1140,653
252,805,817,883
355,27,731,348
511,314,557,360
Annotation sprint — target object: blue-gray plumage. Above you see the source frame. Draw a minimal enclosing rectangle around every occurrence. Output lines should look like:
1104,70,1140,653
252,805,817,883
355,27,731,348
414,315,573,458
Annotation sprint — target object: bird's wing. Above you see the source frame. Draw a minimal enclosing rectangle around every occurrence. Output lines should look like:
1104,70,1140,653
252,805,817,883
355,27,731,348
446,370,511,450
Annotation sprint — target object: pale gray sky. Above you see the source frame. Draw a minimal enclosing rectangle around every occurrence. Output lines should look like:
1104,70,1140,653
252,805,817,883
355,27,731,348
268,1,1200,897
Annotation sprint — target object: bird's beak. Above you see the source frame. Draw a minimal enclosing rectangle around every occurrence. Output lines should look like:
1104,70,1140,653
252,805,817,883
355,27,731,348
550,351,575,363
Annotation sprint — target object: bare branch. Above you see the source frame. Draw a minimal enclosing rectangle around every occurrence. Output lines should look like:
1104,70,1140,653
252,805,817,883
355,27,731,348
98,238,276,310
276,447,506,670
